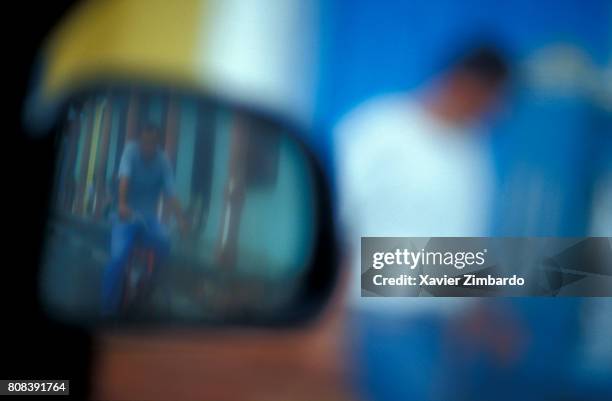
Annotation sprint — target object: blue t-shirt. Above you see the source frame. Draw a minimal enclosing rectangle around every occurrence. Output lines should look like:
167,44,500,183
118,142,176,218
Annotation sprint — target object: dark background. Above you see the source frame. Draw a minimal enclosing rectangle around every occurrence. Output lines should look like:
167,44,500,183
3,1,91,399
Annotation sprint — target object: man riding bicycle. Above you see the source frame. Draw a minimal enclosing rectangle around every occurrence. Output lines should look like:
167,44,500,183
101,124,188,317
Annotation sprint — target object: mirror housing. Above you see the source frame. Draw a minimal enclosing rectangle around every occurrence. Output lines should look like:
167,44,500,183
37,83,338,328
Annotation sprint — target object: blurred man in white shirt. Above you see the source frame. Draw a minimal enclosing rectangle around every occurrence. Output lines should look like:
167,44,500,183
336,45,511,313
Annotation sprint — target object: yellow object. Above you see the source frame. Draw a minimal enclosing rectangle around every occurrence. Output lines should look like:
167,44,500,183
43,0,205,100
27,0,315,133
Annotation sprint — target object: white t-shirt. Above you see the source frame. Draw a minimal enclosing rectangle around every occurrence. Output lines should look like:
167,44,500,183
335,93,494,315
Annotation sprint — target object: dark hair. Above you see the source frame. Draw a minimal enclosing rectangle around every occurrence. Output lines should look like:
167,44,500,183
139,123,163,138
451,44,511,86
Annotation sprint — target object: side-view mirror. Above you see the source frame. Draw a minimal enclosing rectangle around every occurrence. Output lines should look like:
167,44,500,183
37,83,338,327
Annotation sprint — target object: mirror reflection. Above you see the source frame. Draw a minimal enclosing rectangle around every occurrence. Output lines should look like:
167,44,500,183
40,87,317,323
